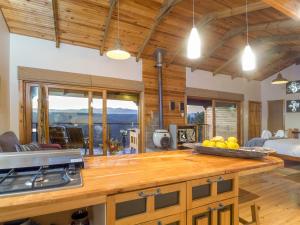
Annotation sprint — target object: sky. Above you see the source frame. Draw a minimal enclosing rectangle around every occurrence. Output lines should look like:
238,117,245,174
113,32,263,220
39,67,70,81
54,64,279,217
32,96,138,110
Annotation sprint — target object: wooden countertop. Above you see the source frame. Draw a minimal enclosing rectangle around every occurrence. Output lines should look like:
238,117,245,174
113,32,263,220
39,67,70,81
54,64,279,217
0,150,283,222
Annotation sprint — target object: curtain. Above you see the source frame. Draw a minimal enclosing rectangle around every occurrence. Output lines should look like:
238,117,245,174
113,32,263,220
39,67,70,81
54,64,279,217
37,85,49,144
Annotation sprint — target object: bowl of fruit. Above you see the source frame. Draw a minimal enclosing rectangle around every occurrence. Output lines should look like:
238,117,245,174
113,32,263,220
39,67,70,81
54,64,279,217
195,136,274,159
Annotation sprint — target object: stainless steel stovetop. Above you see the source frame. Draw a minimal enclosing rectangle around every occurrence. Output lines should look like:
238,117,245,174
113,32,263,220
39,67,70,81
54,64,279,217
0,149,84,197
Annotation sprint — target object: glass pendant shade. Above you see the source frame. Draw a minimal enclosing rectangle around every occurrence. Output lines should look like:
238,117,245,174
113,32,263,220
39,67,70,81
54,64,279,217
242,44,256,71
187,27,201,59
106,40,131,60
272,73,288,84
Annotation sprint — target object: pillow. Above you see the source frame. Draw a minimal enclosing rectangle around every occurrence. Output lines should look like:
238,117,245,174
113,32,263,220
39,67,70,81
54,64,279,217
15,143,40,152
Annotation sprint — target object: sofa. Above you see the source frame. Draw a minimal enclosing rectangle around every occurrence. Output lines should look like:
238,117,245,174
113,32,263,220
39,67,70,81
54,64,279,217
0,131,61,152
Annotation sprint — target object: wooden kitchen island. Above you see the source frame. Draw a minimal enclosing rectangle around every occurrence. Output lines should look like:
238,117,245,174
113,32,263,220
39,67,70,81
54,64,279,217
0,150,283,225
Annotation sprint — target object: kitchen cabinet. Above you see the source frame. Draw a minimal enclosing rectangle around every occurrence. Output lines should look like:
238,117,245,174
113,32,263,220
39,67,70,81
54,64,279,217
107,182,186,225
139,212,186,225
187,173,238,209
187,197,238,225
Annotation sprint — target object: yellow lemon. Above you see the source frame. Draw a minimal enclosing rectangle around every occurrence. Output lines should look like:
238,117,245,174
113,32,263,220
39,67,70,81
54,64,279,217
227,142,236,150
227,137,238,143
216,142,227,149
227,142,239,150
211,136,224,142
202,140,210,147
207,141,216,148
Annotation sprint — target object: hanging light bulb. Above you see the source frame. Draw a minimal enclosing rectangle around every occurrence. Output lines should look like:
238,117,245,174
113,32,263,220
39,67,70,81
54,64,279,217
241,0,256,71
242,44,256,71
187,0,201,59
106,0,131,60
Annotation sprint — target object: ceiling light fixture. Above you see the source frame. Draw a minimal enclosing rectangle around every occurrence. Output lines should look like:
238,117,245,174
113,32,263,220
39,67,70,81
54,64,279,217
272,72,288,85
187,0,201,59
241,0,256,71
106,0,130,60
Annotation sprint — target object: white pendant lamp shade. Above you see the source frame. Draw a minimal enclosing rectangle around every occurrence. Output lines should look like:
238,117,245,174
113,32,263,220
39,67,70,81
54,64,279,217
106,40,131,60
187,27,201,59
105,0,130,60
242,44,256,71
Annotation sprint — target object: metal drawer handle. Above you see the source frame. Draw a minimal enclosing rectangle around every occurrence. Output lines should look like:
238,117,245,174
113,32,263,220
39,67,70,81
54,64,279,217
216,176,224,182
216,203,225,210
208,203,225,212
138,188,161,198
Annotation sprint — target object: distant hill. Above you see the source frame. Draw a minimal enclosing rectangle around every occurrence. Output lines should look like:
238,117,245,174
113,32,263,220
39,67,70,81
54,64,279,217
37,107,138,114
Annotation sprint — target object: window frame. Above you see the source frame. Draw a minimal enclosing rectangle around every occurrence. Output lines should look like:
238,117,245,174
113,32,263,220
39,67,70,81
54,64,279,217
19,81,142,155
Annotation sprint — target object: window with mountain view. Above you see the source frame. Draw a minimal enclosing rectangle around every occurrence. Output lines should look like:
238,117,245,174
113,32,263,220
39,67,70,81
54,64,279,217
107,92,139,155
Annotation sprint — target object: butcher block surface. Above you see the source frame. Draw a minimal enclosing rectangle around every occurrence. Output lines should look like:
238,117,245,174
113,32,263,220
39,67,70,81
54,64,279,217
0,150,283,222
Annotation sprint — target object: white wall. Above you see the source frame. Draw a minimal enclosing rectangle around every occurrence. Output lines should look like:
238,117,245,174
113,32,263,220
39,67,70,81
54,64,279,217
9,34,142,135
261,64,300,130
0,13,10,134
186,68,261,142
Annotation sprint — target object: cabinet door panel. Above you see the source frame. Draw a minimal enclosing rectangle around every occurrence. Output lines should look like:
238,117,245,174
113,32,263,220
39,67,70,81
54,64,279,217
155,191,180,210
215,174,238,201
187,177,215,209
108,182,186,225
116,198,147,219
187,173,238,210
216,198,239,225
187,205,214,225
217,180,233,194
218,208,231,225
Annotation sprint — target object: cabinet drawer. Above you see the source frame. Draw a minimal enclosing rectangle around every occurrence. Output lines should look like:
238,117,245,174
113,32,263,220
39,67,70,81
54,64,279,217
107,182,186,225
139,212,186,225
187,197,238,225
187,173,238,210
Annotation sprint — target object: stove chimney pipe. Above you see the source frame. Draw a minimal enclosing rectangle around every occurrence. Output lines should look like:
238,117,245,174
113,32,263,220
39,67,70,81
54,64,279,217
154,48,165,129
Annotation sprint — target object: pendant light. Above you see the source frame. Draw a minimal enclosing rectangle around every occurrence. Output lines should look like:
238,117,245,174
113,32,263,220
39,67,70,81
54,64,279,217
241,0,256,71
272,72,288,84
106,0,130,60
187,0,201,59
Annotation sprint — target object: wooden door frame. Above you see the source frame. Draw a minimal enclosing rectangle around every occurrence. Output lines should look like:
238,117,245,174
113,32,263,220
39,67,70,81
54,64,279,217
267,99,285,132
248,101,262,140
19,81,144,154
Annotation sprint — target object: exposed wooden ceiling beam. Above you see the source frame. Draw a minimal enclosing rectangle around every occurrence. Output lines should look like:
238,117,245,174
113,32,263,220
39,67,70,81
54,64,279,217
52,0,59,48
191,19,299,71
212,34,300,76
258,52,300,80
136,0,182,62
100,0,118,55
263,0,300,20
167,1,269,66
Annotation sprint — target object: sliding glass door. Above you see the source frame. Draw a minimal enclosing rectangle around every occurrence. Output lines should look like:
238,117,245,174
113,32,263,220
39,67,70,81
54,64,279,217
48,88,90,155
92,92,103,155
107,92,139,154
22,83,140,156
187,98,241,143
215,101,239,140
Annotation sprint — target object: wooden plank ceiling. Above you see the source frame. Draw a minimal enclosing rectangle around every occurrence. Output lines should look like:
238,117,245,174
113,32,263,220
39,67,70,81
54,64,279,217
0,0,299,81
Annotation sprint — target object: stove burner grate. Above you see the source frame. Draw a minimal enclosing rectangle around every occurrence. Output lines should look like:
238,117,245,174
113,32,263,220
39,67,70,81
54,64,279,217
0,166,72,195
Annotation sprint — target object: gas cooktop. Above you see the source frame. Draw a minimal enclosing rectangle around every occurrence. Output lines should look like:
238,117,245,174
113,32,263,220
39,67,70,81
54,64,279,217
0,150,84,197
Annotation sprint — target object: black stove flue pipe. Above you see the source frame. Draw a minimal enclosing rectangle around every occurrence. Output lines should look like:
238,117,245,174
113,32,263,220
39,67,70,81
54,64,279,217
154,48,165,129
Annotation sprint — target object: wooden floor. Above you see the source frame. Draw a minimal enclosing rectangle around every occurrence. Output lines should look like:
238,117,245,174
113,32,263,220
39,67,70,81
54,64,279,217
239,163,300,225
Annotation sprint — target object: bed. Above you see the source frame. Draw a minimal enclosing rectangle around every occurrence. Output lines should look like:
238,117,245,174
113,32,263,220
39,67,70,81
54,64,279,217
263,139,300,161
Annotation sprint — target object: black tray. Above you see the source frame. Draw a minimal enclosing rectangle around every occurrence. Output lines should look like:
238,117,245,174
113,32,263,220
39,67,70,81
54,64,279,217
194,144,276,159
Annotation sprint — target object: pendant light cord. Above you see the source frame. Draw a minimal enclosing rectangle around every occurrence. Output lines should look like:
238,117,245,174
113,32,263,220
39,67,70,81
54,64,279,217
117,0,120,41
192,0,195,27
245,0,249,44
